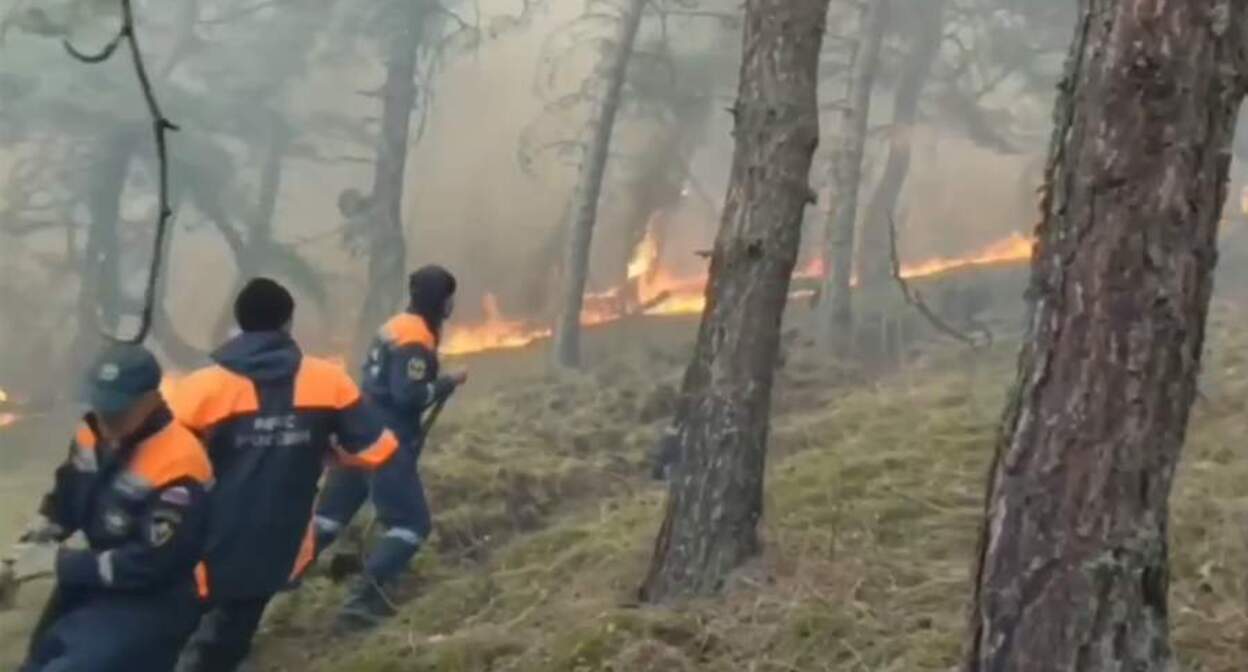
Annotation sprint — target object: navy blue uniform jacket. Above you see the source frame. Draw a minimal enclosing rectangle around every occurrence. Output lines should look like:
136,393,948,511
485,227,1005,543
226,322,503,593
361,312,455,451
166,331,397,600
39,404,213,597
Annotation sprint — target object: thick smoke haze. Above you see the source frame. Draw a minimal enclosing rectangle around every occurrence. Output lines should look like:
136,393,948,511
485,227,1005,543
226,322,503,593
0,0,1243,398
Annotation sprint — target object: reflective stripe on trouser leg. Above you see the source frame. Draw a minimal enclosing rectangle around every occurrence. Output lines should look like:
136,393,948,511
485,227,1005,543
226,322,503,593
363,528,423,583
314,516,344,533
312,515,344,555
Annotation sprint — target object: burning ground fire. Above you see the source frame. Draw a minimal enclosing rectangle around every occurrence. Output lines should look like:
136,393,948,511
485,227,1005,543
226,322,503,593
0,232,1039,393
441,230,1035,356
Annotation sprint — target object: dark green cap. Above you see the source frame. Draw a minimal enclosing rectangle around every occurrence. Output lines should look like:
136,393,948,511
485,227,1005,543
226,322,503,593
81,344,162,415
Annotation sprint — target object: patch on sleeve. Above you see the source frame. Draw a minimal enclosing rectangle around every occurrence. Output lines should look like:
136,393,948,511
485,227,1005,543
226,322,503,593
407,357,428,381
104,508,132,535
148,509,182,547
159,486,192,507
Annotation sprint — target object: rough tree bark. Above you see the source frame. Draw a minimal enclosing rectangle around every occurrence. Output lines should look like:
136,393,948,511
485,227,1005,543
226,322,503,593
151,203,207,370
639,0,828,602
857,0,945,290
211,112,290,345
552,0,647,369
816,0,889,354
354,1,431,354
70,126,137,367
964,2,1248,671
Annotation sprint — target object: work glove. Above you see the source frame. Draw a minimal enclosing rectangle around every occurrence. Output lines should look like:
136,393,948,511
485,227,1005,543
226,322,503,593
61,531,88,550
18,514,64,544
4,542,58,582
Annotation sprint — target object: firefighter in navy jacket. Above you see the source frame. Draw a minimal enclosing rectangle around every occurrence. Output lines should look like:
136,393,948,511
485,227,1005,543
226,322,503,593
311,265,466,631
168,278,398,672
12,344,213,672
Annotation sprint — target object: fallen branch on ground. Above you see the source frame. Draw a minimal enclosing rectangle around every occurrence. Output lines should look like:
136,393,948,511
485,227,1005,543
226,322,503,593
887,215,992,350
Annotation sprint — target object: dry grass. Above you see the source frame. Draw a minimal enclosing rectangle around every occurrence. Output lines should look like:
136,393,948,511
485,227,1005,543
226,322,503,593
245,300,1248,672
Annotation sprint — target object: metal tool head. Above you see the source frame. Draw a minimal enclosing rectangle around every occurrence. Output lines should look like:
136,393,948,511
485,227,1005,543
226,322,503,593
0,559,19,611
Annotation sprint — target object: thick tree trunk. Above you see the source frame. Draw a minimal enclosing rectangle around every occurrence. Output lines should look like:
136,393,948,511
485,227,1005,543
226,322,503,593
857,0,945,290
211,113,290,344
354,2,431,355
70,126,136,368
552,0,647,369
816,0,889,354
964,3,1248,670
639,0,827,602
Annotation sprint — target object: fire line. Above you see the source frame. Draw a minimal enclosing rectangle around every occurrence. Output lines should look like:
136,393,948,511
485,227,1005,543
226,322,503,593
441,232,1035,356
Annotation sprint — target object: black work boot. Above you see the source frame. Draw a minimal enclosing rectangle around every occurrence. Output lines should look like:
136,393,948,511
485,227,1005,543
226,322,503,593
333,575,396,634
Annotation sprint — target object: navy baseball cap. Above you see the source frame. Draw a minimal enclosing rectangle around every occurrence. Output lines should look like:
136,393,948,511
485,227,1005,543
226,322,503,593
81,344,162,415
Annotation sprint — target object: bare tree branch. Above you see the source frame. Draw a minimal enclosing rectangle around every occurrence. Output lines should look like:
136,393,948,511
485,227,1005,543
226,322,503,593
63,0,179,345
432,1,473,32
63,26,125,63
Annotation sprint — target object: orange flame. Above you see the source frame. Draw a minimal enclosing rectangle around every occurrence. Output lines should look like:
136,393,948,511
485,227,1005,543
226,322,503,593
0,388,18,428
440,228,1035,357
627,225,660,282
895,232,1034,280
443,293,554,356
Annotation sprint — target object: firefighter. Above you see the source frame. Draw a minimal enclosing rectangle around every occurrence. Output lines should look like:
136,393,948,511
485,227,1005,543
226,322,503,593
168,278,398,672
310,265,466,631
12,343,213,672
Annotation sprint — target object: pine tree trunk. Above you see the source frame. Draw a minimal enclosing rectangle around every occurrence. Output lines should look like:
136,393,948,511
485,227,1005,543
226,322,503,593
856,0,944,290
639,0,828,603
354,2,430,354
964,2,1248,670
816,0,889,354
552,0,647,369
71,126,136,368
211,113,290,345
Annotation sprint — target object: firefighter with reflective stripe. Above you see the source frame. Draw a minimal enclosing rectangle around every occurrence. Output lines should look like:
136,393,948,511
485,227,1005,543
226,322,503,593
312,265,466,631
168,278,398,672
12,344,213,672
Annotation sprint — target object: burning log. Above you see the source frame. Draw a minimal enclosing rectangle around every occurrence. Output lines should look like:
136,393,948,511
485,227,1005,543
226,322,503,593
634,290,674,315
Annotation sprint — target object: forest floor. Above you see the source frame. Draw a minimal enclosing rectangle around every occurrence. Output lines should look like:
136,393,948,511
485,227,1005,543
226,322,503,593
0,268,1244,671
246,299,1248,672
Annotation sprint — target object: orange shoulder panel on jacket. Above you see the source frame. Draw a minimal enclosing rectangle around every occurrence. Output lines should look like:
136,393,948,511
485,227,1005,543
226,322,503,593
164,365,259,432
333,429,398,470
293,357,361,410
74,422,97,451
381,313,436,350
129,421,214,488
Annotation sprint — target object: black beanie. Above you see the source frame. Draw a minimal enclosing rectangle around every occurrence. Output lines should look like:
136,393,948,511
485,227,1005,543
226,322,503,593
408,265,457,333
234,277,295,332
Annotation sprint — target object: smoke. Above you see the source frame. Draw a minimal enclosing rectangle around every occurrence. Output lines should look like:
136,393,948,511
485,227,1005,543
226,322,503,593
16,0,1243,384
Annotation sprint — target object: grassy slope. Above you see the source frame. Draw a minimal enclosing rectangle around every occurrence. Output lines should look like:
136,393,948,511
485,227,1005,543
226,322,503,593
250,301,1248,672
0,257,1242,670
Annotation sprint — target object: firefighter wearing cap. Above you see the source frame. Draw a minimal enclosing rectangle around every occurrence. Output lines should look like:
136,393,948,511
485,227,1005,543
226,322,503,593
311,265,466,631
168,278,398,672
13,344,213,672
